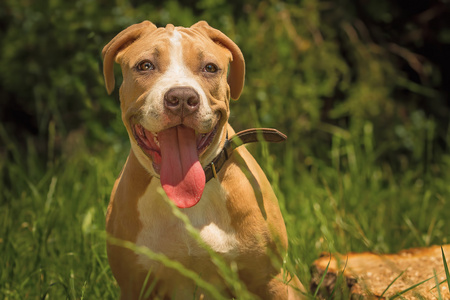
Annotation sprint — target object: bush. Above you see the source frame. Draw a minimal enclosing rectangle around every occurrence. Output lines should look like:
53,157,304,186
1,0,449,170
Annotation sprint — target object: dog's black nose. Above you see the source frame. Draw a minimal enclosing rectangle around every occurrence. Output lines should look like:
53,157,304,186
164,87,200,117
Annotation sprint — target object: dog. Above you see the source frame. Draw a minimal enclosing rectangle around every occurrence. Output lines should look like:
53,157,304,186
102,20,305,299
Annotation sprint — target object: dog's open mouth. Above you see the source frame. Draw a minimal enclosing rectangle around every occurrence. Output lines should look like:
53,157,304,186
132,123,218,208
132,124,218,171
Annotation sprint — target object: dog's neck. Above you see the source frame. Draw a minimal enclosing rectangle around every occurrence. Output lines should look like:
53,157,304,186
203,128,287,182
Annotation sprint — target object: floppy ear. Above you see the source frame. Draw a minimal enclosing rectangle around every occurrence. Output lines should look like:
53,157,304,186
191,21,245,100
102,21,157,94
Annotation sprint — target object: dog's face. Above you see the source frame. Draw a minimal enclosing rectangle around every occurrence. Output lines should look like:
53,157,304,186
102,21,245,208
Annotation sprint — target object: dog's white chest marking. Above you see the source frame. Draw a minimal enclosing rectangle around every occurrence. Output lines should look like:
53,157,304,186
197,222,237,255
135,179,239,269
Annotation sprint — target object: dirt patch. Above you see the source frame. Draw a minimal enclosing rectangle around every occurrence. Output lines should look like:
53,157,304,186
311,244,450,299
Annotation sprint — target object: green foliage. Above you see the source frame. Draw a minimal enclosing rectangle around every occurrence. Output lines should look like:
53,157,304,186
1,0,449,298
0,125,122,298
1,0,449,162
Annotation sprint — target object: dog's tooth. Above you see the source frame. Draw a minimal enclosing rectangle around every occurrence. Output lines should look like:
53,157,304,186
137,125,144,137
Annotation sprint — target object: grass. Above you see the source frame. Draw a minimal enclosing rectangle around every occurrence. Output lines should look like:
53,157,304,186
1,118,450,299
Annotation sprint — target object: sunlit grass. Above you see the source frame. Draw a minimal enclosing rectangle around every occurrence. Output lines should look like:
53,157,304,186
1,120,449,298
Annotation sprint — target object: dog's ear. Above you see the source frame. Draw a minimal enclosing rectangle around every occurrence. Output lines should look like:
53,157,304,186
191,21,245,100
102,21,157,95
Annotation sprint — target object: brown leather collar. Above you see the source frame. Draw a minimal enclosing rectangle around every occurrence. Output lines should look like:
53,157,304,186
204,128,287,183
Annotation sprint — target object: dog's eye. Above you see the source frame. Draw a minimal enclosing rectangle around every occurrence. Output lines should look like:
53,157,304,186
203,63,218,73
137,61,155,71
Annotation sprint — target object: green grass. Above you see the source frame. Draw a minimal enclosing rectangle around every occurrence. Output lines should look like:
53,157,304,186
1,120,450,299
0,125,122,298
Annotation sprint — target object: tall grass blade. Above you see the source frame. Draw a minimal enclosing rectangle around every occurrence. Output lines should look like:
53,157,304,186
80,281,87,300
433,269,443,300
390,275,433,299
70,269,76,300
380,270,405,298
313,254,331,298
430,279,447,292
328,256,349,299
442,246,450,293
41,282,70,300
403,215,424,246
139,269,153,300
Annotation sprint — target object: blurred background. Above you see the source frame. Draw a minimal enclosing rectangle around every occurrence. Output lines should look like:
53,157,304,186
1,0,449,177
1,0,449,298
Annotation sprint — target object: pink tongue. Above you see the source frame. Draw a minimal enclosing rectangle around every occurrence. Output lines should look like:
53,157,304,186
158,126,205,208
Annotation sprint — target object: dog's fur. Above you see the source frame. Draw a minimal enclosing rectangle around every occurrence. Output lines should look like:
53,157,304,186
102,21,305,299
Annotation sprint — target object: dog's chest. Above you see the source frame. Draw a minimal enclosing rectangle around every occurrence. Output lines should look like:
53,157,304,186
135,178,239,269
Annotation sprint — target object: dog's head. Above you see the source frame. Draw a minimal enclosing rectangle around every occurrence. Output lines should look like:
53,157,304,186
102,21,245,208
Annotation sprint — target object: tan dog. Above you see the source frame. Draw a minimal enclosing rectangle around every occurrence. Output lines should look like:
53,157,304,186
102,21,305,299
